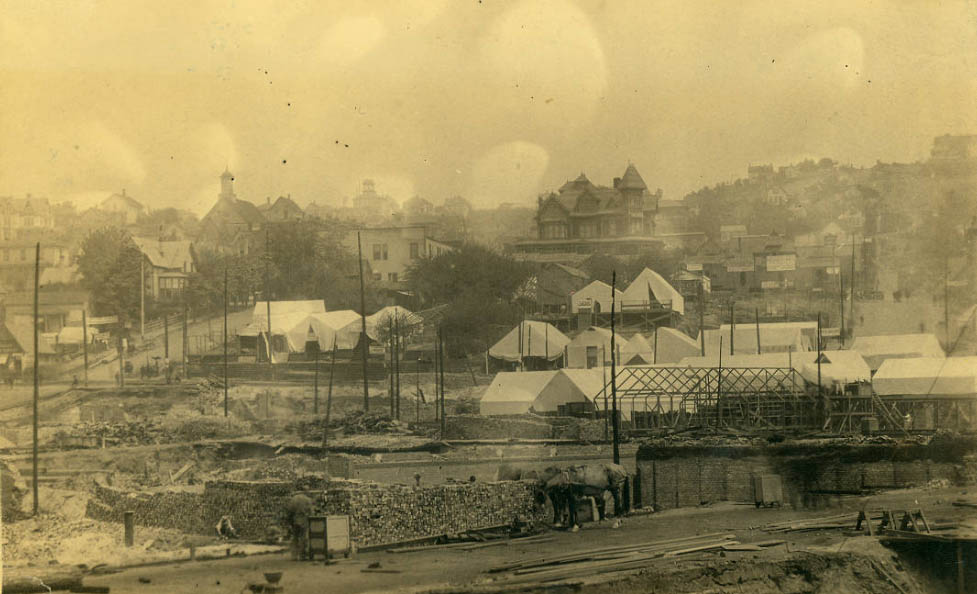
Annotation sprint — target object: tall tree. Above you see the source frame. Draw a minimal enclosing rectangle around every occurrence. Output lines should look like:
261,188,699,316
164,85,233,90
75,227,143,322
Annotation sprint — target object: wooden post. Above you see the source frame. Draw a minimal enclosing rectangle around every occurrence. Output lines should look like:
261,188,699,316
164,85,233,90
182,302,188,379
140,257,145,342
124,511,134,547
313,345,320,415
850,235,856,339
324,338,337,447
394,315,401,420
839,271,845,342
755,307,761,355
356,232,370,411
223,266,228,417
81,309,89,387
729,300,734,356
610,271,620,465
32,242,39,517
439,327,446,439
265,228,273,370
718,337,723,427
164,313,169,359
118,332,125,389
389,317,394,417
433,336,439,424
416,356,421,425
698,282,705,356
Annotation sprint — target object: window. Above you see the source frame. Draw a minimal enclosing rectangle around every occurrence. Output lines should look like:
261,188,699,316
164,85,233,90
410,242,419,259
373,272,382,281
382,244,388,260
373,244,382,260
586,346,599,369
388,272,398,282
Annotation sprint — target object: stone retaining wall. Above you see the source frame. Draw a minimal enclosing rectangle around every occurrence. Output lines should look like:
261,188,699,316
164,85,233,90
86,477,546,547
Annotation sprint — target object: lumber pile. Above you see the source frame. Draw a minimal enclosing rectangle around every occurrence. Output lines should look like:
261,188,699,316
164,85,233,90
315,480,547,548
761,513,855,533
484,532,755,585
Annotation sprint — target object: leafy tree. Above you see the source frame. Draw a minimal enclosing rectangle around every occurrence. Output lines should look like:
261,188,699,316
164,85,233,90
75,227,143,322
405,243,532,307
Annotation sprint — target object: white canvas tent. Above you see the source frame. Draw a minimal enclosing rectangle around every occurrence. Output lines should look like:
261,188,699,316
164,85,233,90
366,305,422,334
252,300,326,326
851,334,945,372
799,351,872,388
621,333,654,365
653,327,701,363
488,321,569,362
478,370,558,415
620,268,685,315
565,326,625,368
872,356,977,396
570,280,623,313
701,326,810,357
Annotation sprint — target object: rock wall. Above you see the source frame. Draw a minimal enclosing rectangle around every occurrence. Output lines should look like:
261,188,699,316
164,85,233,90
86,477,546,548
636,435,977,511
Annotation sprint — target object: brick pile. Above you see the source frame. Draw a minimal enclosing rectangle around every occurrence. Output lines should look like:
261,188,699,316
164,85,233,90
313,480,547,548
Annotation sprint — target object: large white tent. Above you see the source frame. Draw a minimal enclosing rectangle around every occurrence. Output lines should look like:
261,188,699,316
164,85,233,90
565,326,625,368
851,334,946,372
252,300,325,326
620,268,685,315
799,351,872,388
653,327,702,363
700,326,810,357
478,370,557,415
621,333,654,364
570,280,623,313
872,356,977,396
488,321,569,362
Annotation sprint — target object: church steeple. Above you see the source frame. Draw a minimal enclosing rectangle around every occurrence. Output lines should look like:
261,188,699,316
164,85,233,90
220,168,236,200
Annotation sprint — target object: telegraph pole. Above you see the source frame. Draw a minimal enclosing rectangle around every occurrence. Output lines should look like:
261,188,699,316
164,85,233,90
389,317,394,417
324,338,337,447
32,242,39,516
140,257,145,342
313,346,320,415
729,300,735,356
698,282,705,356
265,229,272,369
755,308,761,354
81,309,89,387
223,266,228,417
394,315,401,421
610,271,620,465
356,232,370,411
439,326,446,440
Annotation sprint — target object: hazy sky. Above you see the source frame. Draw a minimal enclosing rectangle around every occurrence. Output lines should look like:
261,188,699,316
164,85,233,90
2,0,976,215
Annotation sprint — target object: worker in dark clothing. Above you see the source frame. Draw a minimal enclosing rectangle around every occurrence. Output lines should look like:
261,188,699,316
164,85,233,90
285,493,314,560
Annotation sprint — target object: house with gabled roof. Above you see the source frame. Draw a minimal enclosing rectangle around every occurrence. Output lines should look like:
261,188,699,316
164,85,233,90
196,168,267,255
513,163,704,259
258,195,305,223
132,237,195,301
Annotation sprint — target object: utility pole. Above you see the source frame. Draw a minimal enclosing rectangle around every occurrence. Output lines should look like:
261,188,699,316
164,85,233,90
313,346,320,415
164,313,169,359
698,282,705,356
729,300,734,356
394,315,401,421
32,242,39,516
416,355,421,425
265,229,273,370
118,328,126,389
182,301,188,379
717,337,723,427
839,272,845,342
945,257,950,350
81,309,89,387
653,326,658,364
433,334,439,424
817,312,823,401
755,308,761,354
850,235,856,339
223,266,228,417
610,271,620,465
324,339,337,447
356,232,370,411
389,317,394,417
438,326,446,439
140,257,145,342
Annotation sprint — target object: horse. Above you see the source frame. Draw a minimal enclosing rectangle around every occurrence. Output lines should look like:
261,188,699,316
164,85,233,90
495,465,571,527
546,463,629,529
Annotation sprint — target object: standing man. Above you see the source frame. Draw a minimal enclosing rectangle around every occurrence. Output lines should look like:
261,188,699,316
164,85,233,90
285,493,314,561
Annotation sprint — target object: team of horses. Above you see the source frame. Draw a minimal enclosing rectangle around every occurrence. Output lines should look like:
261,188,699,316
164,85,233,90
497,462,630,529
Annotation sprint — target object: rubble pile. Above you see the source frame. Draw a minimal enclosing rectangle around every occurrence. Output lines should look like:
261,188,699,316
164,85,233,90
340,410,410,435
315,480,547,548
222,454,329,482
53,420,166,447
1,457,27,521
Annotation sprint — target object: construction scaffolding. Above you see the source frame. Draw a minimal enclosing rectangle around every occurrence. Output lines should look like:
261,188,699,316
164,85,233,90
595,366,820,433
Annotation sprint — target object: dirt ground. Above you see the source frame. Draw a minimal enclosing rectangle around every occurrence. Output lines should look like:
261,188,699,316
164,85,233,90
76,484,974,594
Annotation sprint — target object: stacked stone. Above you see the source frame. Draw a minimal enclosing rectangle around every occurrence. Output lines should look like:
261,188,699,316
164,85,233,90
315,480,546,548
86,482,205,534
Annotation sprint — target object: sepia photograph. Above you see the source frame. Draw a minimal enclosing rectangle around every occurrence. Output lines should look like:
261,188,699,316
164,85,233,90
2,1,977,592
